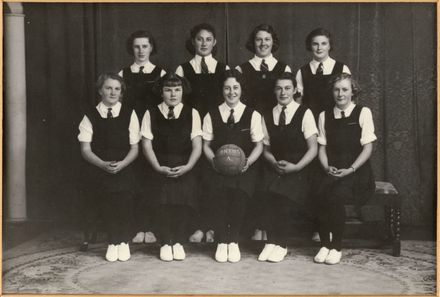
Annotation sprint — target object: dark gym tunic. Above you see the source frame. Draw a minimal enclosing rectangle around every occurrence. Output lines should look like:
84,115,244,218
181,61,227,117
239,61,287,114
319,104,375,206
84,103,135,193
206,106,258,198
300,61,344,122
149,104,198,210
262,104,311,205
122,65,164,120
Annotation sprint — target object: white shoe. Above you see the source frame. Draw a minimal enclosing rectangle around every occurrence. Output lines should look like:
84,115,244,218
325,249,342,265
228,242,241,263
118,242,131,261
172,243,186,260
314,247,330,263
160,244,173,262
311,232,320,242
215,243,228,263
144,231,157,243
205,230,215,243
105,244,118,262
267,245,287,262
251,229,263,241
132,232,145,243
189,230,204,243
258,243,275,261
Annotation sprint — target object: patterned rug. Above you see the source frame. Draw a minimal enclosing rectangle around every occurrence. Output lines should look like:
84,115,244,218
2,229,436,295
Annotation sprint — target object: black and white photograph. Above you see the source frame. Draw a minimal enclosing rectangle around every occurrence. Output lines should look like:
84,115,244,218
3,2,437,295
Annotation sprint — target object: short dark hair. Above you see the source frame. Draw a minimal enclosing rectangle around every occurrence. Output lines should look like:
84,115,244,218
221,69,245,88
245,24,280,54
153,73,192,96
305,28,333,52
329,73,360,100
126,30,157,56
185,23,218,56
275,72,297,88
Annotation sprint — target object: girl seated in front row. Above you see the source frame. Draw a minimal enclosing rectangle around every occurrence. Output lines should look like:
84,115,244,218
78,73,139,262
141,73,202,261
259,72,318,262
202,69,263,263
314,73,376,265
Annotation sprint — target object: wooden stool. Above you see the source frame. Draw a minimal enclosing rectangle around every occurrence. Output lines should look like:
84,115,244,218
369,181,401,256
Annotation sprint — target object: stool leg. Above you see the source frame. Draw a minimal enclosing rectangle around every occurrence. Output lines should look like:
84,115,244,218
392,207,401,257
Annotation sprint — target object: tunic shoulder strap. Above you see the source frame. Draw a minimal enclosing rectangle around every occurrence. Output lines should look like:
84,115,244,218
210,107,223,132
240,62,253,74
331,61,344,74
290,104,307,127
351,104,363,120
150,65,162,78
214,62,227,74
181,61,196,78
300,63,313,79
272,61,287,74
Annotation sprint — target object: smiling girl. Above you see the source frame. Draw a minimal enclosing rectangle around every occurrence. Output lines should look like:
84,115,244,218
176,23,229,244
314,73,376,265
78,73,139,262
141,73,202,262
236,24,292,114
295,28,351,121
203,69,263,263
258,72,318,263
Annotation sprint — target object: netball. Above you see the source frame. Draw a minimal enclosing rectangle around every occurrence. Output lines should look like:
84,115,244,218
214,144,246,176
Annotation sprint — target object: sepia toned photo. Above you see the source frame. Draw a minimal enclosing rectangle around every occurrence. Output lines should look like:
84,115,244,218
3,2,436,295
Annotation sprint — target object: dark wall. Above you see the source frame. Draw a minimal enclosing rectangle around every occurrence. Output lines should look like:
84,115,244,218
20,3,436,225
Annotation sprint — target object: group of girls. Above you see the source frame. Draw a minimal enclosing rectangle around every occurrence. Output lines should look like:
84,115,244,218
78,23,376,266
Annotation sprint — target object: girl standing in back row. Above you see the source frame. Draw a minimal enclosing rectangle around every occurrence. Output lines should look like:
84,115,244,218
176,23,229,243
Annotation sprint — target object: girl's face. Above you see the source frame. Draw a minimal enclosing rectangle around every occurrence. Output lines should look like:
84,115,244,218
332,78,353,110
254,30,273,58
311,35,331,62
99,78,122,107
162,84,183,107
193,29,216,57
133,37,153,64
274,79,296,106
223,77,242,107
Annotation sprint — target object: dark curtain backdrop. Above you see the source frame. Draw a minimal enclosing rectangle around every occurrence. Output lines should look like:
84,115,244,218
20,3,436,226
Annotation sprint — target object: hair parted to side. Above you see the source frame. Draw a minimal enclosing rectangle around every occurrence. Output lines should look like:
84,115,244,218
221,69,245,88
185,23,218,55
305,28,333,52
329,73,360,99
275,72,297,88
245,24,280,54
96,72,126,95
95,73,126,103
152,73,192,96
126,30,157,56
